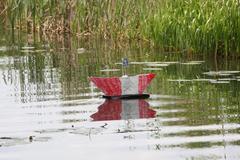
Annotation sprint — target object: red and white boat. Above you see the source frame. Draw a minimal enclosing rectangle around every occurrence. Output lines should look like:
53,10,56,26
89,73,155,99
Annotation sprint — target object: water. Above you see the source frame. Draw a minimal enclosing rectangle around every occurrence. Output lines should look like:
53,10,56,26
0,36,240,160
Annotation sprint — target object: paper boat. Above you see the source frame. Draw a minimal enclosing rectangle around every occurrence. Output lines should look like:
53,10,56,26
89,73,155,99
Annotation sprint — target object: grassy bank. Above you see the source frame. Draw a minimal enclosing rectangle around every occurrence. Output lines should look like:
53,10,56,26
0,0,239,56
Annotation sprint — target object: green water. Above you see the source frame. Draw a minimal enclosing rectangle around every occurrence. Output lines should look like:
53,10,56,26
0,34,240,160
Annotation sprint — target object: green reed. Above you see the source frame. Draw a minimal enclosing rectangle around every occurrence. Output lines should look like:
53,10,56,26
1,0,239,56
1,0,158,39
144,0,240,56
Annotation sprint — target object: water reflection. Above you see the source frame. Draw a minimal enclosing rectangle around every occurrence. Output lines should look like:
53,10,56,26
91,99,156,121
1,34,240,159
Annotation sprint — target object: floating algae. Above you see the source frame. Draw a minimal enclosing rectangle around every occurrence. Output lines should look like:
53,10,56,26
115,61,178,65
217,78,236,81
192,79,214,82
20,50,35,53
0,46,18,52
143,67,163,71
203,71,240,76
168,79,192,82
150,94,180,99
159,61,179,64
124,61,149,65
133,61,178,65
34,49,47,53
145,63,169,67
21,46,35,50
210,80,230,84
168,78,232,83
115,61,145,65
100,69,120,72
220,71,240,74
21,49,46,53
181,61,205,65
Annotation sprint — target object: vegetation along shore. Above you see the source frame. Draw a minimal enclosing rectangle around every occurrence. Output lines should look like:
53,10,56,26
0,0,239,56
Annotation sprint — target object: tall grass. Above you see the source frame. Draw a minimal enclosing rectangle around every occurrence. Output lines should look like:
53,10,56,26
144,0,240,56
0,0,159,39
0,0,239,56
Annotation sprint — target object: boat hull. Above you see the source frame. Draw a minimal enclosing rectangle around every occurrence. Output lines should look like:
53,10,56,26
102,94,150,100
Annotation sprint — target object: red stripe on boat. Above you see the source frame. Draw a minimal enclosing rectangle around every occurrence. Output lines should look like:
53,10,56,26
90,73,155,96
89,77,121,96
138,73,155,94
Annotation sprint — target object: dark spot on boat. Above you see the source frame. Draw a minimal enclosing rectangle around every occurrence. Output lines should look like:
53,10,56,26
72,125,74,128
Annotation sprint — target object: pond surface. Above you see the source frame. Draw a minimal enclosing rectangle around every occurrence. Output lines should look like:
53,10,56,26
0,35,240,160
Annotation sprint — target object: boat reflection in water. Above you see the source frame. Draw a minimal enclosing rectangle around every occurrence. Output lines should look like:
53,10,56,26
91,99,156,121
